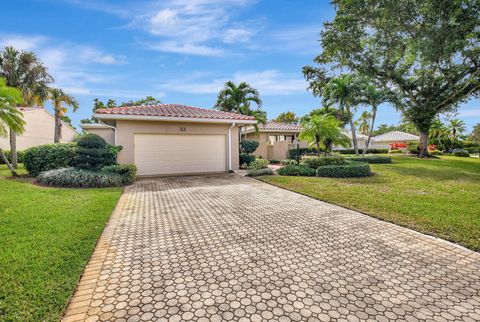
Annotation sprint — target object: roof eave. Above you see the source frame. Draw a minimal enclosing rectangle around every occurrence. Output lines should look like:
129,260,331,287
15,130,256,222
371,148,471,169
93,113,257,125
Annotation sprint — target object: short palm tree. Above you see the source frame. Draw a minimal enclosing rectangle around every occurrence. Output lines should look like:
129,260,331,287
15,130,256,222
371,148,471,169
0,46,52,167
215,81,262,113
48,88,79,143
322,74,362,155
0,78,25,176
356,111,372,135
448,119,466,149
299,114,351,157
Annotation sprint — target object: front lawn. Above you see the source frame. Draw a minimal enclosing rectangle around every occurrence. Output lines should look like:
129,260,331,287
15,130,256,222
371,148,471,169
0,165,122,321
261,156,480,251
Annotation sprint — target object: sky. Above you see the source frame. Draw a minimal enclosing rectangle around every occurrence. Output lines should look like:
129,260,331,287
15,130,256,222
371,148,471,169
1,0,479,131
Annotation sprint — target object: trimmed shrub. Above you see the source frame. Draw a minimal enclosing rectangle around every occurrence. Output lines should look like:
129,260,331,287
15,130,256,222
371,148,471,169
303,156,346,168
288,147,320,160
24,143,77,176
240,140,259,154
248,158,269,170
240,153,255,167
348,156,392,164
75,134,109,170
277,165,316,177
246,168,274,177
0,150,25,164
407,142,419,154
316,162,372,178
388,149,403,154
281,159,297,165
38,167,125,188
337,148,388,154
269,159,280,164
102,164,137,184
105,144,123,165
452,149,470,157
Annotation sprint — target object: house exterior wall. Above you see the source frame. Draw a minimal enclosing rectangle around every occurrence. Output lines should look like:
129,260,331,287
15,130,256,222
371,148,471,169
115,120,240,170
245,131,307,160
0,109,76,150
84,128,115,145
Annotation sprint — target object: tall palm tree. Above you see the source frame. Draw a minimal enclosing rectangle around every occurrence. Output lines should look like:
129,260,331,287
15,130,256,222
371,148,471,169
358,84,391,156
0,46,52,167
48,88,79,143
0,78,25,176
322,74,362,155
239,103,267,138
356,111,372,135
448,119,466,149
215,81,262,113
299,114,351,157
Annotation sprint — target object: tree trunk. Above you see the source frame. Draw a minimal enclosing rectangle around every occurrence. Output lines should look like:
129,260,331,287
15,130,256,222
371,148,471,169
363,105,377,157
418,131,429,158
0,148,17,176
54,110,61,143
347,106,359,155
9,129,17,168
317,142,321,157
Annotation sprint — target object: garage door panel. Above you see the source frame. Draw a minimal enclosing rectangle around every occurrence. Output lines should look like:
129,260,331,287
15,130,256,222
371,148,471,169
134,134,227,175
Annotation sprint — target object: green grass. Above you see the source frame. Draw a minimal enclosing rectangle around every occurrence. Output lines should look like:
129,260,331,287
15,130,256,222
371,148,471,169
0,165,122,322
260,155,480,251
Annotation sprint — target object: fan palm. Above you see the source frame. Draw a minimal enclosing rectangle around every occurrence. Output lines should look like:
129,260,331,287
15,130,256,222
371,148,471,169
0,46,52,167
322,75,362,155
448,119,466,149
299,114,351,157
0,78,25,176
48,88,79,143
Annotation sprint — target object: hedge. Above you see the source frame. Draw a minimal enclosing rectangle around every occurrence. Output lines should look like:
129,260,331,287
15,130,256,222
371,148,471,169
336,148,389,154
24,143,77,176
0,150,25,164
75,134,110,170
101,164,137,185
277,165,316,176
37,167,126,188
246,168,274,177
281,159,297,165
452,149,470,157
348,156,392,164
316,162,372,178
247,158,268,170
303,156,346,168
288,148,321,160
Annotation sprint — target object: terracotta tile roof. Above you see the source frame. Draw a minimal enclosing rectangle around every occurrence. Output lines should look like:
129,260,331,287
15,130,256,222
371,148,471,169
372,131,420,142
17,106,44,112
95,104,256,121
257,122,303,131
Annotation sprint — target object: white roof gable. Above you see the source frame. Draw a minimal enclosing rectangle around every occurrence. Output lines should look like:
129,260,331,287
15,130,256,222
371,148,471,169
373,131,420,142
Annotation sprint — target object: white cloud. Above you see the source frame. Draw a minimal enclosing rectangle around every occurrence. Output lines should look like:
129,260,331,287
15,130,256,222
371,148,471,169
460,109,480,117
0,34,46,51
160,70,307,95
149,41,223,56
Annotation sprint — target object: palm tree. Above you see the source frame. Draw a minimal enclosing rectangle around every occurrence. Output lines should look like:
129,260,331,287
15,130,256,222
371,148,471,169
429,119,450,151
215,81,262,113
299,114,351,157
0,47,52,167
322,74,362,155
0,78,25,176
356,111,372,135
358,84,391,156
448,119,466,149
48,88,79,143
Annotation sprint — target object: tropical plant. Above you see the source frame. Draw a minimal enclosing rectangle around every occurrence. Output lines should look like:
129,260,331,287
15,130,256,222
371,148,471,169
273,111,298,124
321,75,363,155
448,119,466,150
471,123,480,143
299,114,351,157
0,46,52,167
238,103,267,133
121,96,161,107
215,81,262,113
356,111,372,135
429,119,450,151
300,106,350,126
81,98,117,124
48,88,79,143
304,0,480,157
0,77,24,175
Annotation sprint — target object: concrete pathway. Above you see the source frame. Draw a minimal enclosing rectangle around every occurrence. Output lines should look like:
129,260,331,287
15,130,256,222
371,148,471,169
63,174,480,322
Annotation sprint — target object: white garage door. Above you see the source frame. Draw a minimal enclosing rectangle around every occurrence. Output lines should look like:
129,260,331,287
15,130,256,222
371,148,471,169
134,134,227,176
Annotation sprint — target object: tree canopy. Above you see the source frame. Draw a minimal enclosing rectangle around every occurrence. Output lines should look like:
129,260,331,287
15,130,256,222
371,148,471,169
273,111,298,124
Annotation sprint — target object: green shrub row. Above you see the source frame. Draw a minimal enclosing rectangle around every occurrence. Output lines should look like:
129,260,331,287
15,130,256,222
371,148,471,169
101,164,137,185
316,162,372,178
281,159,297,165
0,150,25,164
388,149,403,154
277,165,316,176
246,168,274,177
452,149,470,157
303,156,346,168
247,158,269,170
288,148,321,160
337,148,389,154
348,156,392,164
24,143,77,176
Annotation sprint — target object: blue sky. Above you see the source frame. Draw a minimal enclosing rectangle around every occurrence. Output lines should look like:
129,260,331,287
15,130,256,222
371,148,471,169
1,0,479,131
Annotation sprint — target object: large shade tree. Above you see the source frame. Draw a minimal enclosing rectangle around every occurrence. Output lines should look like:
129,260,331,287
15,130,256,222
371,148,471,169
0,78,25,176
304,0,480,157
273,111,299,124
48,88,79,143
0,46,52,166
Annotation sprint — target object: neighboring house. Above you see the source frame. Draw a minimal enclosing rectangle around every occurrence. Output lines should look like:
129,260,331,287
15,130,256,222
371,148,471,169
0,107,76,151
80,104,256,176
368,131,420,149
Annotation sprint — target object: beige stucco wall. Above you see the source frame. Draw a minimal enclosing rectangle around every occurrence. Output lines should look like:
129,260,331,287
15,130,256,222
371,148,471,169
0,109,76,151
245,132,307,160
85,128,115,145
115,120,240,171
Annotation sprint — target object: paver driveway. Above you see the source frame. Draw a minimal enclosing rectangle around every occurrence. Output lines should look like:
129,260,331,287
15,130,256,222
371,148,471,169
63,174,480,322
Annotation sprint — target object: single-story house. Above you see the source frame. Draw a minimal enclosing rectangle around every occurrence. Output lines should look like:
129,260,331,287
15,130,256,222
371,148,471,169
0,107,76,151
80,104,257,176
244,122,420,159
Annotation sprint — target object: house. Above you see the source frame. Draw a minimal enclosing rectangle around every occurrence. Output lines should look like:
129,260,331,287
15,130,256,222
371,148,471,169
0,107,76,151
80,104,256,176
368,131,420,149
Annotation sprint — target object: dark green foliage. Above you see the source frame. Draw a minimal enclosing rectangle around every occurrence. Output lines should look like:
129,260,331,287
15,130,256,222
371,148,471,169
240,140,259,154
75,134,109,170
0,150,25,164
452,149,470,157
24,143,76,176
288,148,321,160
348,156,392,164
407,142,419,154
277,165,316,177
239,153,255,166
105,145,123,165
247,159,268,170
38,167,126,188
316,162,372,178
337,148,389,154
281,159,297,165
303,156,346,168
246,168,274,177
102,164,137,184
269,159,280,164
